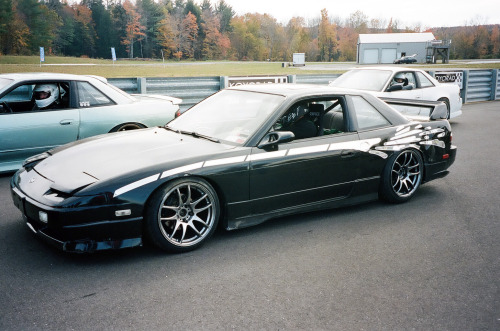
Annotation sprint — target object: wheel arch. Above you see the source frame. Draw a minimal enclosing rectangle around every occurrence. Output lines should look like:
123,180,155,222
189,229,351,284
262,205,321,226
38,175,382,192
143,175,228,230
379,146,426,203
437,97,451,119
381,146,426,178
109,122,147,132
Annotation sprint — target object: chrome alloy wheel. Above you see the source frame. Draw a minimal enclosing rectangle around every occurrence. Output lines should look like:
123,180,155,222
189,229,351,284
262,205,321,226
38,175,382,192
390,150,422,198
157,182,216,247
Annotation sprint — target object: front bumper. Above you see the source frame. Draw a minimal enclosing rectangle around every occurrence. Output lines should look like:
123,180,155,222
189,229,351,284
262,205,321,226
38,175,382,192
11,183,143,253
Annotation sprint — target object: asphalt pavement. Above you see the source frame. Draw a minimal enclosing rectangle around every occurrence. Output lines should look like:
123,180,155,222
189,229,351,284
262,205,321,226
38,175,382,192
0,101,499,330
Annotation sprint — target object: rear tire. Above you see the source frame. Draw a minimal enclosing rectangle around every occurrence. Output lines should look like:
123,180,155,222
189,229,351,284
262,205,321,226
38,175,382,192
437,98,450,119
380,149,423,203
145,178,220,253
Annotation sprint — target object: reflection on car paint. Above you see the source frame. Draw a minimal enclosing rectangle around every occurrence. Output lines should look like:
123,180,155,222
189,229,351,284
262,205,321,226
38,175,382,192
113,137,384,198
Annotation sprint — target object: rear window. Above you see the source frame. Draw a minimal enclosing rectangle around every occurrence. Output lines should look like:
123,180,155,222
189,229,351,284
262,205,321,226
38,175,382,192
416,72,434,88
0,78,13,91
330,69,393,91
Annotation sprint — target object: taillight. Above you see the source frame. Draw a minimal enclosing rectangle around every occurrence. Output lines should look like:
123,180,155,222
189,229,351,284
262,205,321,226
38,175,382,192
175,110,181,117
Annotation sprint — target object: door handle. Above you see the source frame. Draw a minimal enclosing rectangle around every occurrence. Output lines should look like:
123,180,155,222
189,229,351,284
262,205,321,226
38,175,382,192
60,120,73,125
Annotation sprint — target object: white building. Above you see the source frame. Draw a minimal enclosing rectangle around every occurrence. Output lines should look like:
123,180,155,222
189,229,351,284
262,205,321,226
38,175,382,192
357,32,435,64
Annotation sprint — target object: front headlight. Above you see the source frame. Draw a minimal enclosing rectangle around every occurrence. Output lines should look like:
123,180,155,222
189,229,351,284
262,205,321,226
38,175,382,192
22,152,51,169
66,192,114,208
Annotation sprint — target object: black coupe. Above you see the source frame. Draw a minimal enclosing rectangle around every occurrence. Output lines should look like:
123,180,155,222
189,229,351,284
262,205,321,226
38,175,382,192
11,85,456,253
394,55,418,64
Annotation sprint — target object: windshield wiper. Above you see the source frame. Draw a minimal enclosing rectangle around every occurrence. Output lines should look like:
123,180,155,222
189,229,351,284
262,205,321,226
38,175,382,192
190,131,220,143
164,125,181,134
164,126,220,143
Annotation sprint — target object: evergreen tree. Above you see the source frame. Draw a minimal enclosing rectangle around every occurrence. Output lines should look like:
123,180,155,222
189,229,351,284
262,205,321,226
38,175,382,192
89,0,113,58
0,0,13,54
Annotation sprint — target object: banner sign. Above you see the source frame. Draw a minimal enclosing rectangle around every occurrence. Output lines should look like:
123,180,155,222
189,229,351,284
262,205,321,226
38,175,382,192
39,47,45,62
111,47,116,61
227,76,288,87
434,71,463,89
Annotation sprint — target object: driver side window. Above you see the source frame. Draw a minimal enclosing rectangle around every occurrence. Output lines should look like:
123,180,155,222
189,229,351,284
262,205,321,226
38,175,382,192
271,97,346,141
0,82,70,113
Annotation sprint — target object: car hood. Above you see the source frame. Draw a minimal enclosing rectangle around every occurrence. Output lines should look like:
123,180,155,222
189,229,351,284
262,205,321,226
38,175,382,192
34,128,237,193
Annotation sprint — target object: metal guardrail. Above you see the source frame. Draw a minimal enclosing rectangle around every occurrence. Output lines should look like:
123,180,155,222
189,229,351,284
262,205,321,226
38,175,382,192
146,77,221,110
496,70,500,101
463,70,496,103
108,70,499,110
294,74,341,85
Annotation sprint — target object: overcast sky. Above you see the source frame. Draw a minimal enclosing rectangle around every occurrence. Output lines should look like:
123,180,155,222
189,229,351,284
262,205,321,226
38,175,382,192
223,0,500,28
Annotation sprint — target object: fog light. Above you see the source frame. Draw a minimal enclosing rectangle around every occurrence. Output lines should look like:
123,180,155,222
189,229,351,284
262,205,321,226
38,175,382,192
39,211,48,223
115,209,132,217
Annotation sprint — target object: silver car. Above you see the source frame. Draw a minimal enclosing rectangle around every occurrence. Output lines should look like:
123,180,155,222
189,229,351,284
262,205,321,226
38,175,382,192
0,73,181,173
329,67,462,119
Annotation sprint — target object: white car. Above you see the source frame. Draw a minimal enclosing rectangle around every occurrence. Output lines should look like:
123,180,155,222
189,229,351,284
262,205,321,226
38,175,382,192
0,73,182,173
329,67,462,119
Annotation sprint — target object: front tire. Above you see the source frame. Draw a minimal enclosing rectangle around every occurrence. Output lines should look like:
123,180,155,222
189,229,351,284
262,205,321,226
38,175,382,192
380,149,423,203
145,178,220,253
110,123,145,132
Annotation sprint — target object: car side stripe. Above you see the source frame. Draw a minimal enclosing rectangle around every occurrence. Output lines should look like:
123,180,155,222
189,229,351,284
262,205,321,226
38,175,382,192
160,162,204,179
246,150,287,161
203,156,247,167
288,144,329,156
114,174,160,197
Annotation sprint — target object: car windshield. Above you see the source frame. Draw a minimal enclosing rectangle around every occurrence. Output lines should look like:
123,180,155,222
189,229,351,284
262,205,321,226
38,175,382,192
0,78,13,92
330,69,393,91
167,89,286,145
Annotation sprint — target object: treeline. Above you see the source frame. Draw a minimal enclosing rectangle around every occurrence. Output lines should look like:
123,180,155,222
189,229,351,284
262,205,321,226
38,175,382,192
433,25,500,60
0,0,499,61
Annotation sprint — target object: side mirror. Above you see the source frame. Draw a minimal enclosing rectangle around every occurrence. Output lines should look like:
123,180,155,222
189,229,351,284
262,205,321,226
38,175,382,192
258,131,295,149
429,103,448,120
387,84,403,92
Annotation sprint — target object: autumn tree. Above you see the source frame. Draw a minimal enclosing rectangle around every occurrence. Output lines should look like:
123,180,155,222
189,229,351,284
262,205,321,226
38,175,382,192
122,0,145,58
338,10,369,61
452,26,475,59
230,14,266,60
369,18,386,33
260,14,285,61
157,13,178,58
318,9,337,61
347,10,368,33
179,11,198,59
1,1,30,54
472,25,490,58
285,17,311,59
201,9,230,59
490,26,500,58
